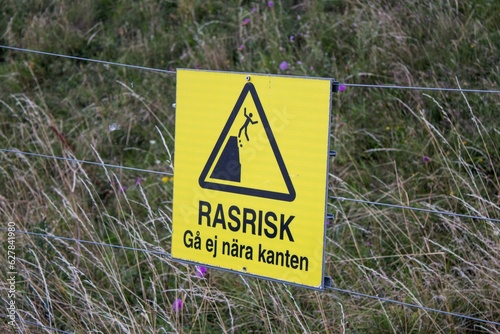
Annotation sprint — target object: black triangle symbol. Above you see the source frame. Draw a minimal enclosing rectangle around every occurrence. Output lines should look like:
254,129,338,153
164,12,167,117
199,82,296,202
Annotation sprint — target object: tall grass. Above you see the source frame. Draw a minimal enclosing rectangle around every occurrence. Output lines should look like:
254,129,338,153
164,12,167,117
1,0,499,333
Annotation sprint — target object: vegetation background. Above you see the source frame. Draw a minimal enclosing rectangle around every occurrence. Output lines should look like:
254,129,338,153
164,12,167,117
0,0,499,333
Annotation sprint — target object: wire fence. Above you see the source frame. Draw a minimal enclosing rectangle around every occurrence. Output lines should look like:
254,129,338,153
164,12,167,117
2,133,499,330
2,227,499,328
342,82,500,94
2,45,500,94
1,44,499,331
0,45,176,75
1,148,498,224
0,148,173,176
329,196,500,223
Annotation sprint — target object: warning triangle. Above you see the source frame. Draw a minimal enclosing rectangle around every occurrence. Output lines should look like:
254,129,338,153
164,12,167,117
199,82,296,202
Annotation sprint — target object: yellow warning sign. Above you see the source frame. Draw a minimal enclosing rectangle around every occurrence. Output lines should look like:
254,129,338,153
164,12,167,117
199,81,295,201
172,69,332,289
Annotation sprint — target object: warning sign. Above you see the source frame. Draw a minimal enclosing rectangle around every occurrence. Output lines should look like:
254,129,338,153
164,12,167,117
199,82,295,201
172,69,332,289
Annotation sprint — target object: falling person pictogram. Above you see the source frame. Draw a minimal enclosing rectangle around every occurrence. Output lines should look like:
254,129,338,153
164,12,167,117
238,108,258,147
199,82,296,201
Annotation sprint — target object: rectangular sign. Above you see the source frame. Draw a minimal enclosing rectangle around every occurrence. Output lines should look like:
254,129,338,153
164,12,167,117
172,69,332,289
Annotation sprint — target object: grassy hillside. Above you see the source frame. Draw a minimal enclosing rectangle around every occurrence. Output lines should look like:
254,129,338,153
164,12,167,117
1,0,499,333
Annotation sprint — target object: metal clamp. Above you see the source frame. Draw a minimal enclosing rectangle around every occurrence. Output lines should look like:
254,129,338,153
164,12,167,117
331,80,340,93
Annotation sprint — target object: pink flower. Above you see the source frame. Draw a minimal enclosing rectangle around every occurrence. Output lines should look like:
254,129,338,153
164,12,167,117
172,298,183,312
279,61,288,71
196,265,208,277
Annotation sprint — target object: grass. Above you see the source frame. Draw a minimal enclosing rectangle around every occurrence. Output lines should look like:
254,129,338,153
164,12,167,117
0,0,499,333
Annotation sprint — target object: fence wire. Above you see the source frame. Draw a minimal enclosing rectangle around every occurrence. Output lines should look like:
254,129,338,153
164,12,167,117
2,227,499,328
342,82,500,94
2,44,500,93
0,148,173,176
0,45,176,75
2,148,498,224
329,196,500,223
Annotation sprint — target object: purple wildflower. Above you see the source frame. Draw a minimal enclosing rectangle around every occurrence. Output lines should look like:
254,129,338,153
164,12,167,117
251,7,257,13
242,18,250,25
297,61,302,65
422,155,430,163
238,44,245,51
196,265,208,278
135,177,142,185
268,1,274,8
172,298,183,312
290,35,295,42
279,61,288,71
119,185,127,192
339,85,347,92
